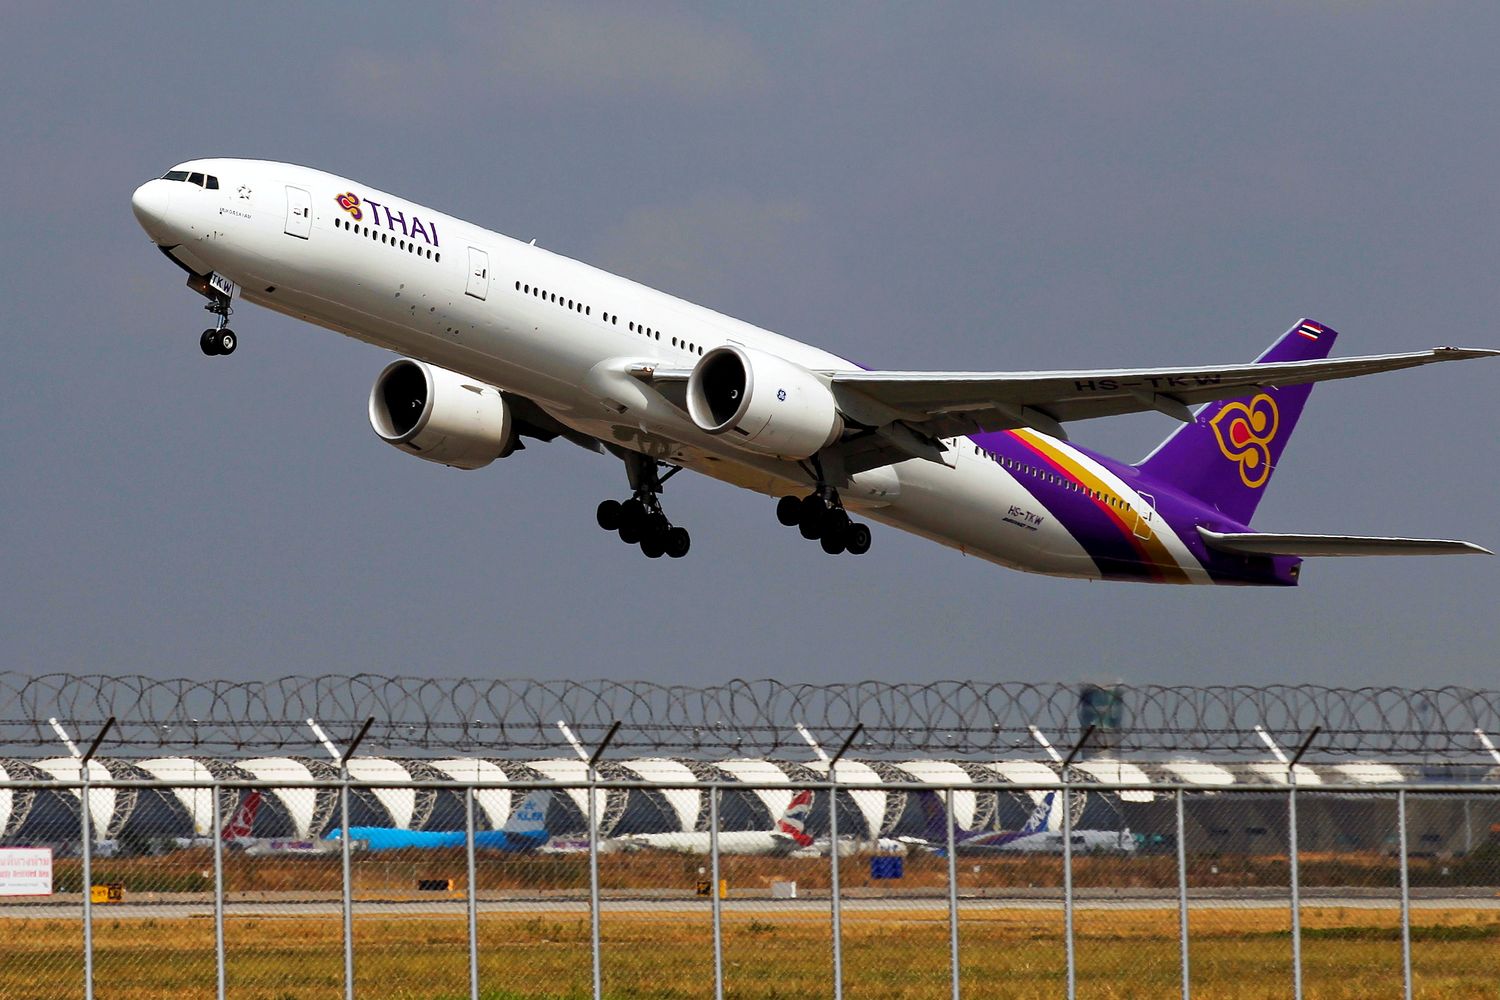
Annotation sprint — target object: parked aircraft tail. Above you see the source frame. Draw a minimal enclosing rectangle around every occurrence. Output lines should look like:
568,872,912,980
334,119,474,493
221,790,263,841
1021,791,1057,835
501,790,552,838
774,790,815,847
1136,319,1336,525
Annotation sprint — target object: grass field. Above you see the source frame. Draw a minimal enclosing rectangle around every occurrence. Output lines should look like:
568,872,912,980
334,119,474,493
4,906,1499,999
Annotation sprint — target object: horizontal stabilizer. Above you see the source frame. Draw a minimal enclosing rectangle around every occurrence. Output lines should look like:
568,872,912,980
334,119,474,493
1198,527,1492,558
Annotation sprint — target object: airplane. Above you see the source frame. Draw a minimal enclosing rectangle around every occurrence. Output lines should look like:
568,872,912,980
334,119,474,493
171,788,265,849
605,789,814,855
906,791,1135,855
794,835,909,858
323,789,551,853
130,159,1497,584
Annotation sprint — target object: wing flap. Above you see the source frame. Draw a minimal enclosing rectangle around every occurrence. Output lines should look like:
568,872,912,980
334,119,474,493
1198,527,1493,558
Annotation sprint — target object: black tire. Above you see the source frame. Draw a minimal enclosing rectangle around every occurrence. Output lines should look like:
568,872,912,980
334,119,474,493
200,329,220,356
776,495,802,527
619,498,646,533
619,523,641,544
596,499,622,531
846,522,872,555
218,329,237,355
640,534,665,558
797,494,826,540
820,530,847,555
823,508,850,538
665,526,691,559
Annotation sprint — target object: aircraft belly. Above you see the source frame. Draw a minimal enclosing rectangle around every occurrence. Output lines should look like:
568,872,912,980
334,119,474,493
876,452,1101,578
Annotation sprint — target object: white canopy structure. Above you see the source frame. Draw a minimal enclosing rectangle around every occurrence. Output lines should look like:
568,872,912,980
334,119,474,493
984,759,1061,807
894,759,977,829
34,757,114,840
806,759,885,838
137,757,217,836
617,758,700,831
1073,758,1156,802
714,758,796,823
1154,760,1236,787
1242,761,1323,786
344,757,418,829
238,757,320,838
527,758,607,833
430,758,511,830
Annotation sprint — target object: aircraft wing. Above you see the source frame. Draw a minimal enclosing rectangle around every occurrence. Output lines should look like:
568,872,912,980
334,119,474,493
1198,528,1493,558
824,346,1497,444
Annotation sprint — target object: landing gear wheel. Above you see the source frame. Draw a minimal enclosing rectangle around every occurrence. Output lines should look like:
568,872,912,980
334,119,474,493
820,530,847,555
200,329,220,356
664,526,691,559
845,522,872,555
776,495,802,527
797,495,826,540
640,534,666,558
596,499,622,531
618,522,642,545
217,329,236,355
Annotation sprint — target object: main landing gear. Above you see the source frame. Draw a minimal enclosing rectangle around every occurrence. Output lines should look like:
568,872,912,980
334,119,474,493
199,294,237,357
596,455,691,559
776,491,872,556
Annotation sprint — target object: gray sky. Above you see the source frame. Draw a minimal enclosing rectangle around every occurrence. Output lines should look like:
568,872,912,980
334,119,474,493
3,3,1497,689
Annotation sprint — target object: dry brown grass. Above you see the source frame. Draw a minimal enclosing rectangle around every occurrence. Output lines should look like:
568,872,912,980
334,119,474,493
2,906,1498,999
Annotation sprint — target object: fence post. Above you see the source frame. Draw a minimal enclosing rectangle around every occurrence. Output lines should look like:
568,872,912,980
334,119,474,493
1285,727,1318,1000
946,786,960,1000
465,786,479,1000
1398,789,1412,1000
585,721,620,1000
213,784,226,1000
827,723,863,1000
80,763,94,1000
1062,771,1076,1000
710,784,725,1000
77,716,112,1000
338,717,373,1000
1060,725,1092,1000
1176,787,1189,1000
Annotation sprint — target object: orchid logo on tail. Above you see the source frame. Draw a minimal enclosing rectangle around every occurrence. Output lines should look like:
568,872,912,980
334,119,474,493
1209,393,1279,488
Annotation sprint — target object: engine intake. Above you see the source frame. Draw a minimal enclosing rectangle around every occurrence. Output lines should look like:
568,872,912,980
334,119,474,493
368,359,517,469
686,345,843,459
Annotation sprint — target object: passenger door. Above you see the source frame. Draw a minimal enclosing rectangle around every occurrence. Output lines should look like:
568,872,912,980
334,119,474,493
283,186,312,239
465,247,489,300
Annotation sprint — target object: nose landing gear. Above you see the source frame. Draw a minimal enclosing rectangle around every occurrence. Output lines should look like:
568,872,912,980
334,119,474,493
199,291,236,356
597,454,691,559
776,491,872,556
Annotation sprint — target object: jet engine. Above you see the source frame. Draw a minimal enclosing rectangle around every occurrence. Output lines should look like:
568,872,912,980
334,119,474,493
685,345,843,459
368,359,518,469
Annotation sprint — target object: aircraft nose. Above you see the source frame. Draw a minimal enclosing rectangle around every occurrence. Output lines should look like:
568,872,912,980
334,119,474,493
131,179,172,241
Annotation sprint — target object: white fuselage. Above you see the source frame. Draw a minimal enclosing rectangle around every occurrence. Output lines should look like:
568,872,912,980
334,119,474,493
608,830,797,856
131,158,1155,579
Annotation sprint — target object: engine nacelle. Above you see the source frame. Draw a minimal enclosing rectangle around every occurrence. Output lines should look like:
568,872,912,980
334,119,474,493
368,359,517,470
686,346,844,459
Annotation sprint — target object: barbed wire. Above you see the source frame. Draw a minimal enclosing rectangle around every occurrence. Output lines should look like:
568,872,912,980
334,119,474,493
2,673,1498,761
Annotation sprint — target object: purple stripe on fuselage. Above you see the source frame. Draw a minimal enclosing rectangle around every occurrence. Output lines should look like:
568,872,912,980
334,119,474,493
967,430,1300,586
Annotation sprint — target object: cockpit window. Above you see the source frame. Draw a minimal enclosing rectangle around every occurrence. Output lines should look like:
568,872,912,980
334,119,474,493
160,170,220,189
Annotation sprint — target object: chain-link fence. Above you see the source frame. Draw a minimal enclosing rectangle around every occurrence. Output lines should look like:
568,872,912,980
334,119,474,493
2,773,1498,999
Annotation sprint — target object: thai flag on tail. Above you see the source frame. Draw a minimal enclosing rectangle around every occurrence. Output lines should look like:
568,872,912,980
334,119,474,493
1296,321,1323,341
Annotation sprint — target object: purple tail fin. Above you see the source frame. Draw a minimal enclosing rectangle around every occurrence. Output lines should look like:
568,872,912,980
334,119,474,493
1136,319,1338,525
